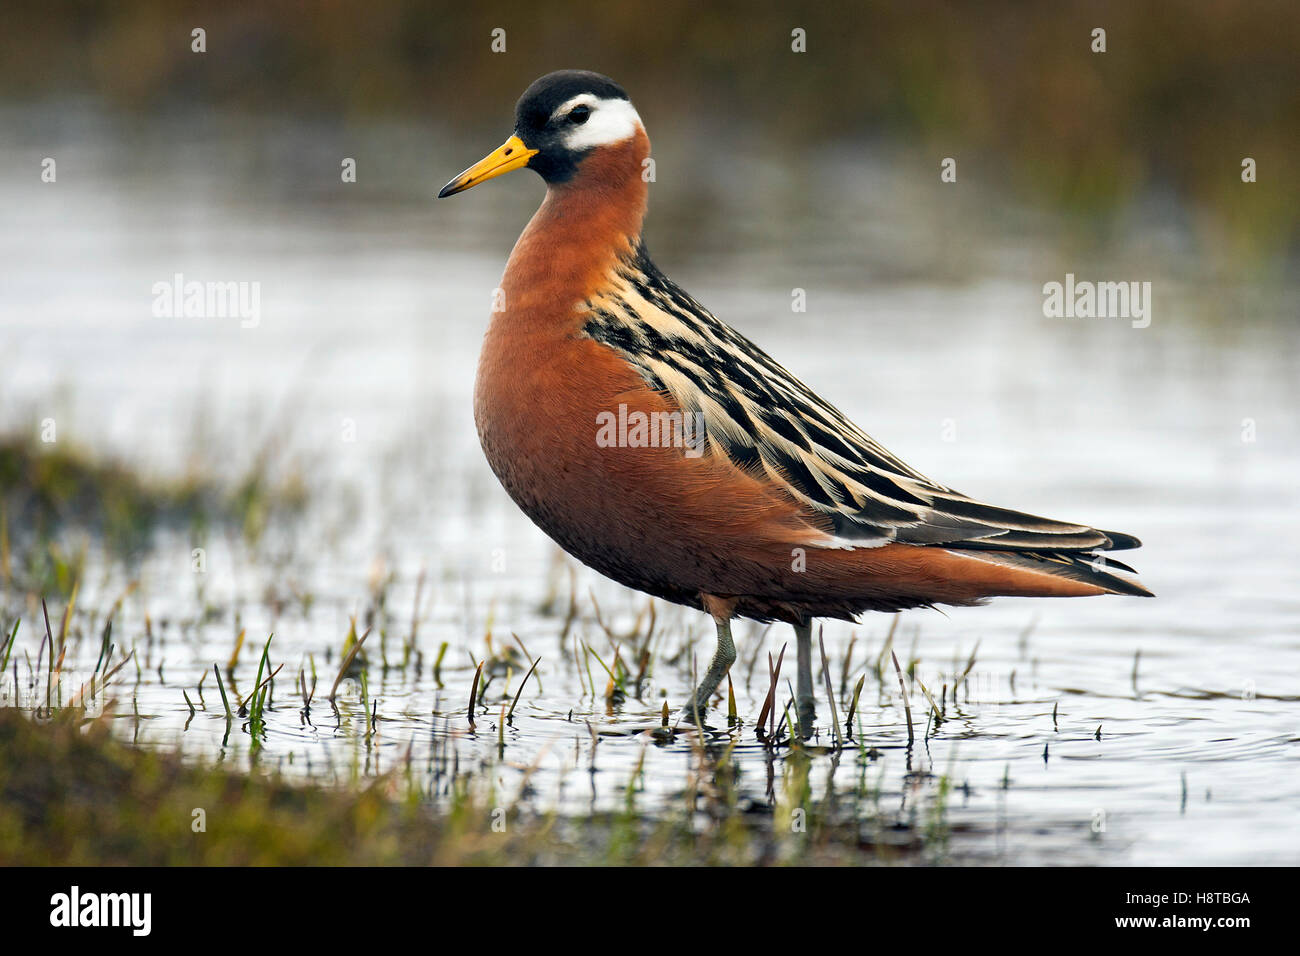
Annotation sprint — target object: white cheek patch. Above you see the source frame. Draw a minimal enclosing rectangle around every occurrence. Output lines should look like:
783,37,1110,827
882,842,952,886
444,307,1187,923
554,95,643,150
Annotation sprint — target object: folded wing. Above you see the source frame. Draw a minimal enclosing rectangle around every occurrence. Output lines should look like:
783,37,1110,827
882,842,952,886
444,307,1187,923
585,243,1149,597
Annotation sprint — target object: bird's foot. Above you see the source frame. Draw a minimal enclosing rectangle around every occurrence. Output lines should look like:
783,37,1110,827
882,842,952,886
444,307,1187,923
796,697,816,739
679,697,712,724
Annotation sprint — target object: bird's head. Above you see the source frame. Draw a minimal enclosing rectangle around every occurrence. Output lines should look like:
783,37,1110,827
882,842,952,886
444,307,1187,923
438,70,647,198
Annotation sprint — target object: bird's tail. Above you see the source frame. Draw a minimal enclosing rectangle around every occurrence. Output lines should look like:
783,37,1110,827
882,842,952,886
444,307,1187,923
946,543,1153,598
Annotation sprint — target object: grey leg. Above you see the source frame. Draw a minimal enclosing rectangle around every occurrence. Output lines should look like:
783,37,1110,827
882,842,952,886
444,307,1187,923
685,613,737,719
794,619,816,734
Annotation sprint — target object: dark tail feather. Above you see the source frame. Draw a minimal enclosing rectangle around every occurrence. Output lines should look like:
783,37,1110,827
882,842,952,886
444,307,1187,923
954,548,1154,598
1099,529,1142,551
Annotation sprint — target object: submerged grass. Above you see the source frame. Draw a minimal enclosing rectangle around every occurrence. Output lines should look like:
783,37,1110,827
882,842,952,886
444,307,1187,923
0,566,1075,868
0,709,924,866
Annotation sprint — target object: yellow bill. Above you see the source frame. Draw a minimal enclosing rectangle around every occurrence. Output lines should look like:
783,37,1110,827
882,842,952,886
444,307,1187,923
438,135,538,197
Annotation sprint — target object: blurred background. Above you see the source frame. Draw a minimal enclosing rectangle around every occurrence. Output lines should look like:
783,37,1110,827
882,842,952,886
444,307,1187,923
4,0,1297,267
0,0,1297,864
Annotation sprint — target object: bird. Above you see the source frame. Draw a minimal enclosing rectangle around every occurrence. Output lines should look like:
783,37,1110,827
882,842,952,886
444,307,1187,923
438,70,1150,727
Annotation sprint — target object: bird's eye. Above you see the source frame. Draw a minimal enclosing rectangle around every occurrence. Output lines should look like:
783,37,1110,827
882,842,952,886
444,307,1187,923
569,105,591,125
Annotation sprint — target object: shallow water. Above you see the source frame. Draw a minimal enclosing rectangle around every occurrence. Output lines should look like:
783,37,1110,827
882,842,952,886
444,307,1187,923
2,105,1298,865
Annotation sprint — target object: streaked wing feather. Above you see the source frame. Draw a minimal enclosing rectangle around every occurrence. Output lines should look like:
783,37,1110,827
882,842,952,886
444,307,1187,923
584,242,1136,556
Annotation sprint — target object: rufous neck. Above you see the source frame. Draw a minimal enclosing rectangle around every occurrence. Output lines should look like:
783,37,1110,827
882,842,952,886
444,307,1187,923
501,128,651,322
